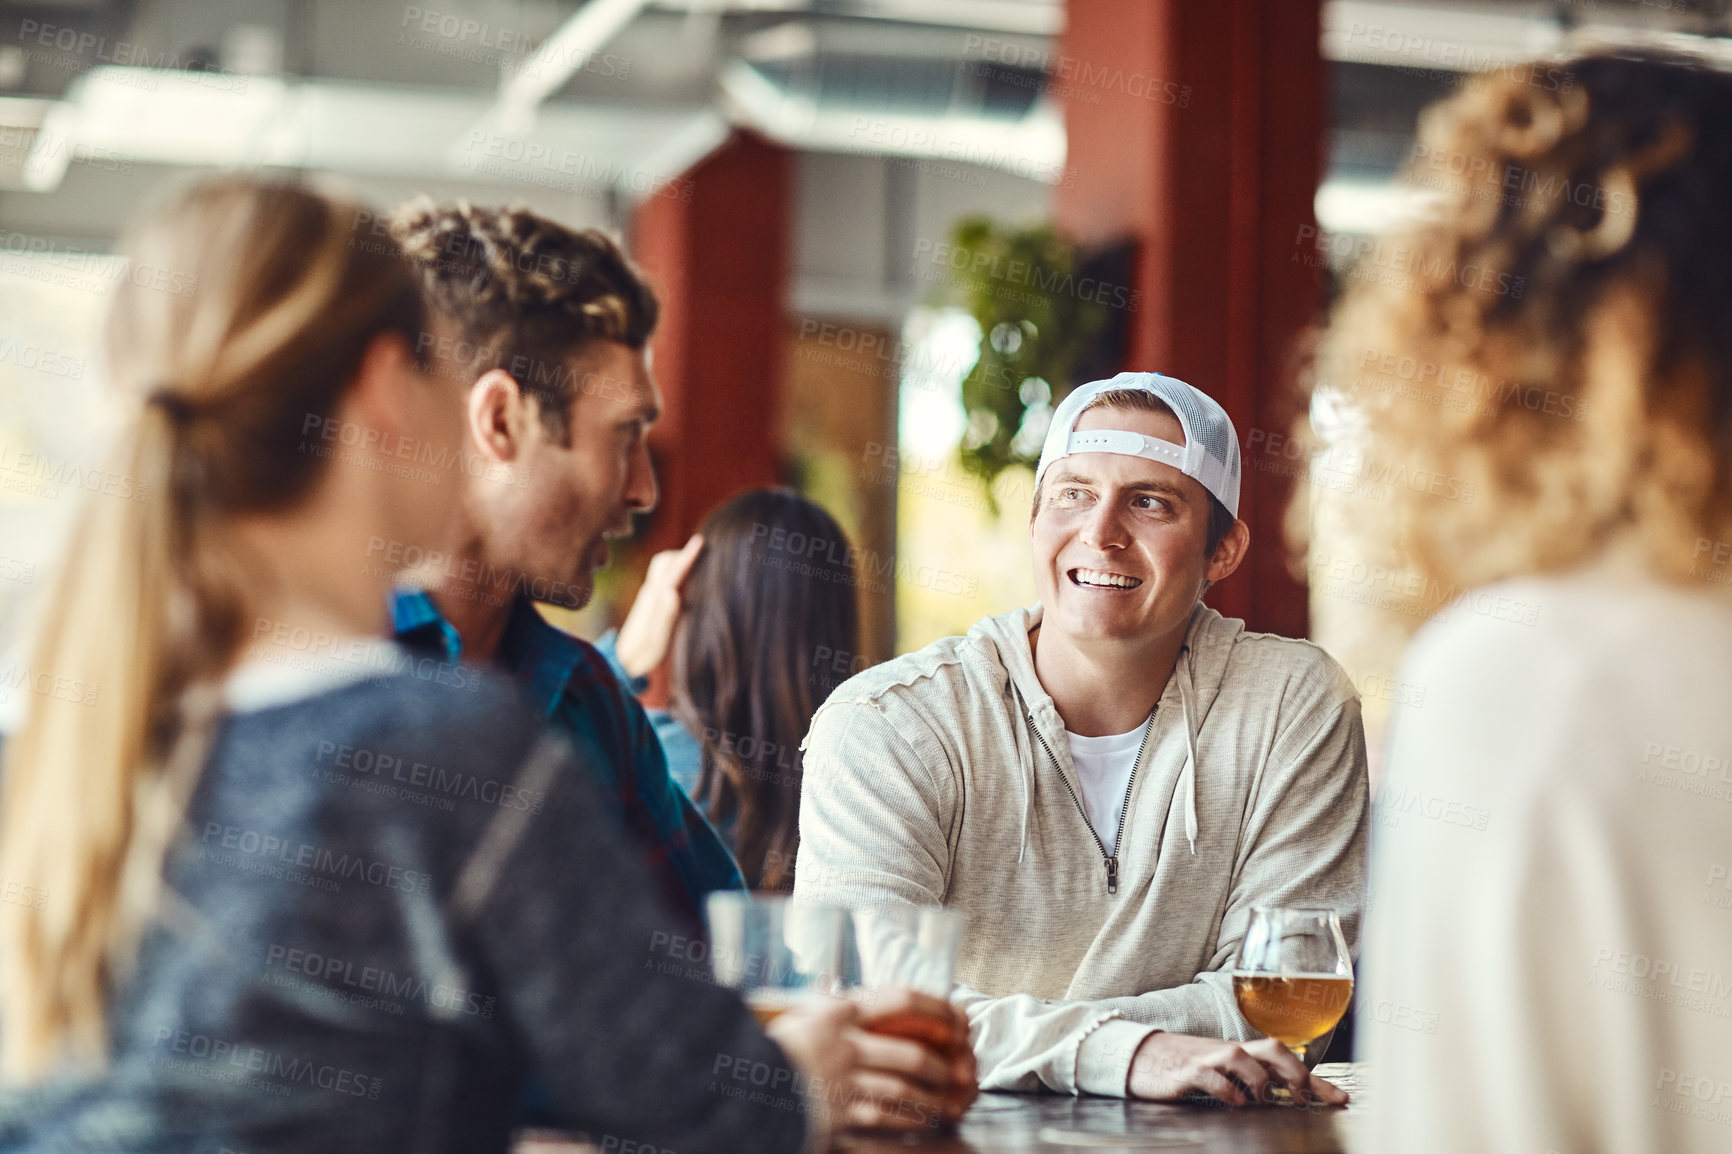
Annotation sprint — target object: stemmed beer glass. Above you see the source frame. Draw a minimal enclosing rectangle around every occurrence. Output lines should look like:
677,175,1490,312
1231,907,1353,1066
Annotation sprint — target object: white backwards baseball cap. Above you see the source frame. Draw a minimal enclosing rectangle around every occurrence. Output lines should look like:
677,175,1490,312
1034,371,1242,518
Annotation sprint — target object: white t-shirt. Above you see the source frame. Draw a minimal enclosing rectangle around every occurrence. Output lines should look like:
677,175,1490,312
1064,718,1151,857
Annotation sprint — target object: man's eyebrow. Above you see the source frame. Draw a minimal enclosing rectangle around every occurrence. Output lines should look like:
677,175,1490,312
1047,470,1189,501
1123,479,1189,501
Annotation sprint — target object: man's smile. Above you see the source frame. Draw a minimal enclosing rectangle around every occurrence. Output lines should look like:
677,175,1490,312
1069,567,1144,591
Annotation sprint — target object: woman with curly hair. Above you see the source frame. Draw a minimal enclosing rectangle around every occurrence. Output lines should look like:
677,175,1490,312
1304,50,1732,1153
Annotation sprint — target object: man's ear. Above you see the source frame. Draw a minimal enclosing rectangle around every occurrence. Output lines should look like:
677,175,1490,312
468,368,529,464
1204,519,1251,585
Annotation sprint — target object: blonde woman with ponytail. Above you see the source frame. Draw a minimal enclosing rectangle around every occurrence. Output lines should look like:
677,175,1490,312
0,173,454,1082
0,177,850,1152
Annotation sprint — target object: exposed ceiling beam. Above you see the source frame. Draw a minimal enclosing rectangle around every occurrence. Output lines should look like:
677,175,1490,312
494,0,652,135
27,67,728,206
649,0,1062,37
1324,0,1732,70
720,58,1065,183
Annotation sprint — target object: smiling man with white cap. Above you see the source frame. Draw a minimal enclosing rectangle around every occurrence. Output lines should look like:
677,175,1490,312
796,372,1369,1104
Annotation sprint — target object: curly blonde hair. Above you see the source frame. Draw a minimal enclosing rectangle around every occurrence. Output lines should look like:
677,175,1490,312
1295,49,1732,634
389,201,658,444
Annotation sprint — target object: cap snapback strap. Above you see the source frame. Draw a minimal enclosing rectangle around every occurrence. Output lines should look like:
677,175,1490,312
1061,429,1189,471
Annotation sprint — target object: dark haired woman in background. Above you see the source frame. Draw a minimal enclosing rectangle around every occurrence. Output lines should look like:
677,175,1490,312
601,489,860,891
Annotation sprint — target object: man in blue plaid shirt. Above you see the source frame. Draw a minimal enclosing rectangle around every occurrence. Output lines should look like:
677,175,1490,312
384,200,744,928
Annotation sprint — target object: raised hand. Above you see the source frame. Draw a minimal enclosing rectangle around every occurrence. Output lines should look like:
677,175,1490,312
614,533,705,678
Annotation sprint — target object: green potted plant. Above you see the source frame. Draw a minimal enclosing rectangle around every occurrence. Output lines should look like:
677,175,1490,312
938,216,1118,497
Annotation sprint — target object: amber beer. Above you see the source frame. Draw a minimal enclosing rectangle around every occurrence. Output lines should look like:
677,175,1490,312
747,988,805,1026
1232,973,1353,1050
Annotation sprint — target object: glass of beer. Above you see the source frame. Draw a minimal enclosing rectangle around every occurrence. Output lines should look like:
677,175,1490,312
846,904,965,1048
848,905,970,1129
706,893,847,1025
1231,907,1353,1065
848,905,964,998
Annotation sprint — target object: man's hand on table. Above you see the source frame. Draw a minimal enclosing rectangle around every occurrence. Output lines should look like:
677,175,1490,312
1127,1031,1350,1108
765,988,978,1134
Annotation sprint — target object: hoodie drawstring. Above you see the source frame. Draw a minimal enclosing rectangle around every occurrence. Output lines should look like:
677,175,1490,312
1017,687,1035,864
1004,604,1213,863
1017,659,1201,862
1175,644,1201,855
1017,756,1033,864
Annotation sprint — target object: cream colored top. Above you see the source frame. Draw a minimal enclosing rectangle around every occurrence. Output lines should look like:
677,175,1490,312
1356,562,1732,1152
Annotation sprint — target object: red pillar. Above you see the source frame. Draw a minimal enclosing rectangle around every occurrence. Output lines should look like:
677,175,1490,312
1056,0,1321,638
631,130,792,556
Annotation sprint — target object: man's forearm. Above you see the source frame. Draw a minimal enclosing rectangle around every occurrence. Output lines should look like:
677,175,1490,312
953,975,1249,1096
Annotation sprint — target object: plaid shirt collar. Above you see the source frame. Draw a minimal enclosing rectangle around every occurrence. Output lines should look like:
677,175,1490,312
391,586,745,918
390,589,577,718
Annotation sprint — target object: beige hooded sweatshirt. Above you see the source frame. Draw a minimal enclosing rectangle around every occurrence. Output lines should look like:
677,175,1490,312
795,601,1368,1096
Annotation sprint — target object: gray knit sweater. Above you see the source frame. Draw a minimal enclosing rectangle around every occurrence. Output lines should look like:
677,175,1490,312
0,668,804,1154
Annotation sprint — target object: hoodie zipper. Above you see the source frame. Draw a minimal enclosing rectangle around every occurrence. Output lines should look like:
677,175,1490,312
1025,708,1155,895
